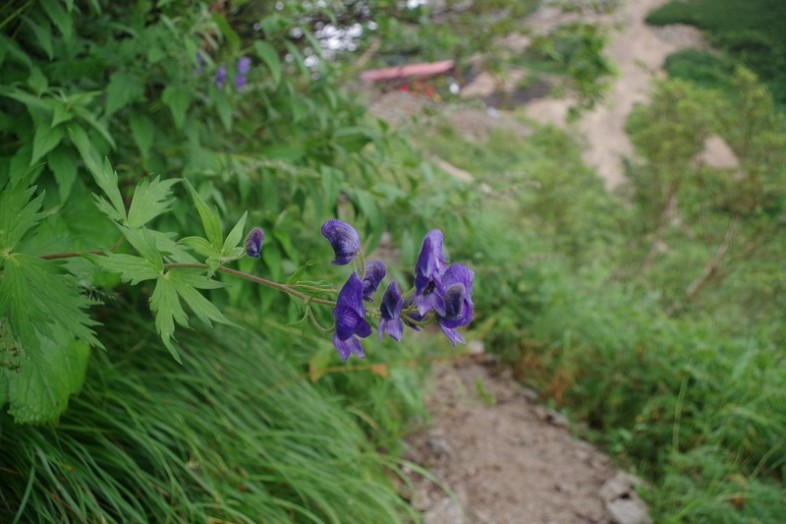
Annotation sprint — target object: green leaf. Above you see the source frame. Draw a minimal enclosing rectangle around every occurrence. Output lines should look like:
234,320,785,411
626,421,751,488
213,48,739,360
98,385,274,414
221,212,247,258
180,236,219,259
118,226,164,271
0,178,45,251
212,12,241,54
24,16,53,60
31,124,64,166
4,325,90,424
68,131,126,222
51,102,73,127
94,253,160,284
47,145,78,202
162,86,190,130
214,90,232,131
183,179,223,249
105,71,144,116
72,105,116,149
149,275,187,362
40,0,74,41
129,113,154,158
0,254,102,350
126,176,179,229
254,41,281,86
170,269,231,326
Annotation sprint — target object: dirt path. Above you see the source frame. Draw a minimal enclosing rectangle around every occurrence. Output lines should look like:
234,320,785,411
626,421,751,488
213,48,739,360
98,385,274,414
524,0,704,188
405,359,650,524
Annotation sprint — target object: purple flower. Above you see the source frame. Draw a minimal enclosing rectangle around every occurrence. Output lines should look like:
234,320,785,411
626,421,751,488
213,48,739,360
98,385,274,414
237,56,252,74
379,281,404,341
235,56,252,91
321,219,360,265
332,272,372,361
362,261,386,302
245,227,265,259
215,65,227,89
437,264,474,346
414,229,448,316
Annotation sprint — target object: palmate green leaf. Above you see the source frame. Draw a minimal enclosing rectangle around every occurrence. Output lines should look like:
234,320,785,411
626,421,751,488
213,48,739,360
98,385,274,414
0,254,102,350
149,269,230,362
69,128,126,222
2,323,90,424
184,179,223,249
0,178,45,251
180,236,220,259
126,176,179,229
47,145,78,202
94,253,160,285
105,71,144,117
117,226,164,271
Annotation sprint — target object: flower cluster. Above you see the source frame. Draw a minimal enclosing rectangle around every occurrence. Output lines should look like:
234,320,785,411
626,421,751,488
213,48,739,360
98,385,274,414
322,220,474,361
207,56,252,92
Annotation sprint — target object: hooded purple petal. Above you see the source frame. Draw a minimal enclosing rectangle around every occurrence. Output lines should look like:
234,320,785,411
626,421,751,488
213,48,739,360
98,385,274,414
414,229,448,316
332,272,370,360
244,227,265,259
362,261,386,302
321,219,361,265
215,65,227,88
332,332,365,361
437,264,474,344
237,56,252,74
379,281,404,341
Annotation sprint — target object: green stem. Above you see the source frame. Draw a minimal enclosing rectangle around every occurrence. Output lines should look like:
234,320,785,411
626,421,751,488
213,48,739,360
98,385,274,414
164,263,336,307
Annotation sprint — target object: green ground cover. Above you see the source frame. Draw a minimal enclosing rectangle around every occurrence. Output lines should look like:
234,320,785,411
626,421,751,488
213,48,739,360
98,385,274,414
647,0,786,110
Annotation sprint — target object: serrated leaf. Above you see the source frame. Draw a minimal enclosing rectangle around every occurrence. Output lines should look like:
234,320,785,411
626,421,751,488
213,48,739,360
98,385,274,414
4,325,90,424
212,12,240,53
183,179,223,249
118,226,163,271
148,230,199,263
31,124,64,166
162,86,190,129
254,41,281,86
221,212,247,258
94,253,160,284
149,275,186,362
126,176,178,229
171,270,231,326
129,113,153,158
69,127,126,219
52,103,73,127
0,254,102,350
40,0,74,41
180,236,219,259
73,105,116,149
47,145,78,202
105,71,144,116
0,178,45,251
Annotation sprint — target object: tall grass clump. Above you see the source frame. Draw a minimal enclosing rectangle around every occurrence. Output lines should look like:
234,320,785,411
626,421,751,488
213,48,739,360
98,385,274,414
0,303,423,523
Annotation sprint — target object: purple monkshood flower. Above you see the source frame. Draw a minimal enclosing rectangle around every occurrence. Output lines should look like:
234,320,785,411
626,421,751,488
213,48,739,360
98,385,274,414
237,56,252,74
437,264,475,346
332,272,372,361
245,227,265,259
215,65,227,89
321,219,360,265
414,229,448,316
379,281,404,341
362,261,386,302
235,56,252,91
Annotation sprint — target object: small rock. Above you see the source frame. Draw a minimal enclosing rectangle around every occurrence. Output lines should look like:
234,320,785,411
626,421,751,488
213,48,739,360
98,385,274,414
535,406,570,428
424,497,468,524
600,472,652,524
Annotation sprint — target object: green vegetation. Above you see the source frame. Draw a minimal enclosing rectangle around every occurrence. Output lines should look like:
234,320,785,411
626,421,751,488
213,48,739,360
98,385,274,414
416,67,786,521
647,0,786,110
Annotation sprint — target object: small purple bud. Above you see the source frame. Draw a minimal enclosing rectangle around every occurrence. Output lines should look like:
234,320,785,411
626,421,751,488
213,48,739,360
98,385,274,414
321,219,361,265
245,227,265,259
361,261,386,302
215,65,227,89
